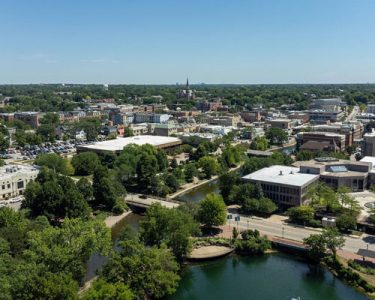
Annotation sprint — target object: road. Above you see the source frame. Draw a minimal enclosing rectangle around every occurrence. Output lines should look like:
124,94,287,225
346,105,359,121
228,214,374,254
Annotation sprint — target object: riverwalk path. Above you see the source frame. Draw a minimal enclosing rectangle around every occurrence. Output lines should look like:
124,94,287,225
216,216,375,264
169,164,243,199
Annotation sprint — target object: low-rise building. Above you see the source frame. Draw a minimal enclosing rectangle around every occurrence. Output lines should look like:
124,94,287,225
296,157,372,192
308,109,344,124
242,165,320,206
76,135,182,154
14,112,40,128
0,165,39,199
134,113,170,124
362,131,375,157
268,119,291,130
296,132,346,152
152,123,178,136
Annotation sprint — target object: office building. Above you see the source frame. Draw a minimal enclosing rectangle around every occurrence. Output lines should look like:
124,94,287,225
242,165,320,206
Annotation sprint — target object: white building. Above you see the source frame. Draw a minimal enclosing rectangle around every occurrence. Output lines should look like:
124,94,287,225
0,165,39,199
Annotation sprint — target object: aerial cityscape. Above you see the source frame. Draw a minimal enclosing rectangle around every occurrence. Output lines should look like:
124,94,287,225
1,1,375,299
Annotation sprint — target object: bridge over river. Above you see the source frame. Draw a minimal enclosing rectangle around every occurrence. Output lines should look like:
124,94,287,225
125,194,180,209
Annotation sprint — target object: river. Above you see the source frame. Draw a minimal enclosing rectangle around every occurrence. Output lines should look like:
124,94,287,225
85,178,370,299
177,179,220,202
168,254,369,300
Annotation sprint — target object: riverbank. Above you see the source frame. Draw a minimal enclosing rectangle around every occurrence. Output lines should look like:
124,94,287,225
104,210,132,228
188,245,234,260
169,164,242,200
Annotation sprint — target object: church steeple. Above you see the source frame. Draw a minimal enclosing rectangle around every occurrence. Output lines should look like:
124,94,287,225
186,77,189,89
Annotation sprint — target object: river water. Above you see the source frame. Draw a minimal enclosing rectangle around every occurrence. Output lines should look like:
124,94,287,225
85,179,369,299
177,179,220,202
168,254,369,300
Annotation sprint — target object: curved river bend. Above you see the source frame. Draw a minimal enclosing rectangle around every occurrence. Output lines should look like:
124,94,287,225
168,254,369,300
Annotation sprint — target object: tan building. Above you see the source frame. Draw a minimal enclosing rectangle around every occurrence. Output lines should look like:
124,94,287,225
206,114,242,127
268,119,291,130
297,132,346,152
296,157,371,192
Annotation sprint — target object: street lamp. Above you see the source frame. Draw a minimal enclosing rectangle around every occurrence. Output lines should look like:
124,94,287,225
282,227,285,239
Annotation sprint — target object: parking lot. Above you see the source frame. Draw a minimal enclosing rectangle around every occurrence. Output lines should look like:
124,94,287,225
0,140,85,161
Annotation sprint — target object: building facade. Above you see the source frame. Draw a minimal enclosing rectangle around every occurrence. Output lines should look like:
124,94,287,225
0,165,39,199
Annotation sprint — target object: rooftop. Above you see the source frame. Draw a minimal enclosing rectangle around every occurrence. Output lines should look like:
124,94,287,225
242,165,319,187
77,135,181,152
0,164,39,179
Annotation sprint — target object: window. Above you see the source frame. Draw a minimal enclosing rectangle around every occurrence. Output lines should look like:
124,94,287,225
17,181,24,189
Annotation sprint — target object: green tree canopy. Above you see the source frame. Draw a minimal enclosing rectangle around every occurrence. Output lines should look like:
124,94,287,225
71,152,101,176
198,193,227,227
101,240,180,299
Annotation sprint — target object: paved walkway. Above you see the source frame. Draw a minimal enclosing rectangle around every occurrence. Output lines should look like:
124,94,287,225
169,164,243,199
189,246,234,260
104,211,132,228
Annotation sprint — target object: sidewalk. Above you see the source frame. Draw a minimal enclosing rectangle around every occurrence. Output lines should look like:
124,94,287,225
214,224,375,263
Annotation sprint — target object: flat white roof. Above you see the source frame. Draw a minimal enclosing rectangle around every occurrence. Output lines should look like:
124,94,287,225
242,165,319,187
78,135,181,152
361,156,375,172
0,164,39,180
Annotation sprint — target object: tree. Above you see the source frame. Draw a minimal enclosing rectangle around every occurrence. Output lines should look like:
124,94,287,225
23,168,91,222
93,166,123,211
250,136,269,151
101,240,180,299
336,213,357,232
165,174,179,193
304,228,345,261
0,132,9,151
287,206,316,226
190,144,208,161
184,163,198,182
140,203,199,261
123,127,134,137
219,172,240,201
24,218,111,283
322,228,345,258
82,279,133,300
71,152,101,176
266,127,288,145
198,156,220,179
34,153,71,175
241,197,277,216
198,193,226,227
170,158,178,169
228,183,255,205
76,177,94,203
303,233,327,263
257,197,278,215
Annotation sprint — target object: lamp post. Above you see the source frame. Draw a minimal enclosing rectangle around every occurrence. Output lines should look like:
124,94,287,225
282,227,285,239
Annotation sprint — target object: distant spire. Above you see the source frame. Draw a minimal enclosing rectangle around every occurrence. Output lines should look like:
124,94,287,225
186,77,189,89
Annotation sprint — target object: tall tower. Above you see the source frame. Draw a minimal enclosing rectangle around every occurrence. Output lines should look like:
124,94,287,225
186,77,189,89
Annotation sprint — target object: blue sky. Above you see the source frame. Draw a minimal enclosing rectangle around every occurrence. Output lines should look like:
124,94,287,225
1,0,375,84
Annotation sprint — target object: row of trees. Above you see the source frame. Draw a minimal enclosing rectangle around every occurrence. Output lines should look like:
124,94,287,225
287,183,360,232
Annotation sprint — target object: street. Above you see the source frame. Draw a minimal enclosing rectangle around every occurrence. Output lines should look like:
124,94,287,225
227,214,374,254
